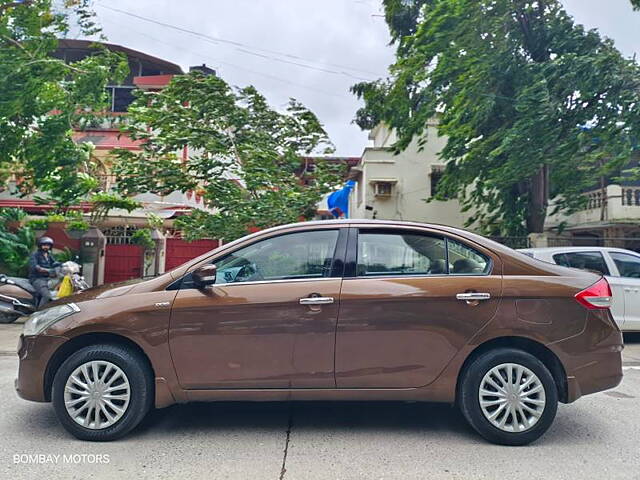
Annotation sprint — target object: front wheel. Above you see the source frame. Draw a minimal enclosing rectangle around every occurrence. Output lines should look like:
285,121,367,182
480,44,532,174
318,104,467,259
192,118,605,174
52,344,153,441
458,348,558,446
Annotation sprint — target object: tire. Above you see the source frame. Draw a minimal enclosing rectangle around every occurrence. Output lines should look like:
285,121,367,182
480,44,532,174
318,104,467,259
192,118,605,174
52,343,154,441
458,348,558,446
0,313,19,324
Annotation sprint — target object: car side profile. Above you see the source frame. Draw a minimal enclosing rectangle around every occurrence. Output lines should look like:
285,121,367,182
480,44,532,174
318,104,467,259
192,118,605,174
519,246,640,332
16,220,623,445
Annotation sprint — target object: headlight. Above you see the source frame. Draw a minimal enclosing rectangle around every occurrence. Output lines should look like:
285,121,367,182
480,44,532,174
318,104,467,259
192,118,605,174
23,303,80,337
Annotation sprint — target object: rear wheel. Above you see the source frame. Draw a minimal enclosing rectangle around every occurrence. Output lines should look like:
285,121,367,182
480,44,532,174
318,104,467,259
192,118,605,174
459,348,558,446
52,344,153,441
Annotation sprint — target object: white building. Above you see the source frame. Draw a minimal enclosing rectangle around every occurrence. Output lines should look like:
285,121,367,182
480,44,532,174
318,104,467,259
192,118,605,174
349,122,471,229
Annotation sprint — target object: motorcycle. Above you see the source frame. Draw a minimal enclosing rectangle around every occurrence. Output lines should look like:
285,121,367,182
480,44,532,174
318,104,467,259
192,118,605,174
0,261,89,324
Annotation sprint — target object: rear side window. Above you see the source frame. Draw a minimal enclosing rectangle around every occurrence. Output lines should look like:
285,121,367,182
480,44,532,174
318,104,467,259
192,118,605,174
357,231,447,276
356,230,490,277
552,252,610,276
609,252,640,278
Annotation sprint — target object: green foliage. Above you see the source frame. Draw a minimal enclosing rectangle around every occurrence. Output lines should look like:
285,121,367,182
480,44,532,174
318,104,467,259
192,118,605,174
64,209,84,220
0,226,35,276
130,228,155,250
25,218,48,230
45,213,66,223
88,192,141,225
632,0,640,10
113,72,344,241
67,220,89,232
0,207,27,222
0,0,128,207
353,0,640,235
146,213,164,230
54,246,78,263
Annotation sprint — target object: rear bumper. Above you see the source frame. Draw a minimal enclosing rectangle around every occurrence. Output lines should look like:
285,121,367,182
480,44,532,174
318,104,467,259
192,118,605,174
550,309,624,403
565,348,623,403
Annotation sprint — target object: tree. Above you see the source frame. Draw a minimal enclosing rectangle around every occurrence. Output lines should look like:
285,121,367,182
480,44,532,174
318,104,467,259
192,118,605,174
0,0,128,207
113,72,344,241
632,0,640,10
353,0,640,235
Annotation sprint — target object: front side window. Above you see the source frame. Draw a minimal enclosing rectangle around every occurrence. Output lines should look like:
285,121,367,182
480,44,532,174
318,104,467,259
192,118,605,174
609,252,640,278
213,230,340,284
552,251,610,276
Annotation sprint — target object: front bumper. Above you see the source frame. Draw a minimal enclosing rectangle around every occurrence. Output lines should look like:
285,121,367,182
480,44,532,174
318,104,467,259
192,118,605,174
15,334,67,402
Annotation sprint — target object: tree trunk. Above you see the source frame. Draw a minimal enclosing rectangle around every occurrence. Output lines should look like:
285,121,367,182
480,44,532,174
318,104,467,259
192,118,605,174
525,166,549,233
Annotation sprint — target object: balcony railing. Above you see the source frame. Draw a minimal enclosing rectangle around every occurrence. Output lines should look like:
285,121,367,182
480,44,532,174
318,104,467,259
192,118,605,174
580,185,640,211
622,187,640,207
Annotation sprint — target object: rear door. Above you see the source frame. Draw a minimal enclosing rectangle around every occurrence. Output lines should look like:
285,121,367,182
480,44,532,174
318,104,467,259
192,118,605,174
335,226,502,389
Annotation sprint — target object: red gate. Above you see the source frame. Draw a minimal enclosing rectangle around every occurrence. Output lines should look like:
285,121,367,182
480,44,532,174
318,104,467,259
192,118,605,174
104,244,143,283
165,238,219,270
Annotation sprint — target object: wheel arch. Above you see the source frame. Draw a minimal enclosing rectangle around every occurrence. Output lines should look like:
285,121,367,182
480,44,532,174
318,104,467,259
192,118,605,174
43,332,155,402
456,336,568,404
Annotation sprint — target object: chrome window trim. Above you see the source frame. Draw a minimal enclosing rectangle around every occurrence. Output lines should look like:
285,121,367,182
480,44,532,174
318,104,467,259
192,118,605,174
201,277,339,288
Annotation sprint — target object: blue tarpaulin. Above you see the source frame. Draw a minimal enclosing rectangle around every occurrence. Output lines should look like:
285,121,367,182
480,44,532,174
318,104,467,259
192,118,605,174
327,180,356,218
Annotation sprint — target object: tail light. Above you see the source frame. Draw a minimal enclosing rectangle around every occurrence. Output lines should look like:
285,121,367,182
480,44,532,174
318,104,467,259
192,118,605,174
574,277,612,310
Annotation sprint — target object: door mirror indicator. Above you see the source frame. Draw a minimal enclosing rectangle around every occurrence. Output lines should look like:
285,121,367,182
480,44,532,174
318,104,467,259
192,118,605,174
193,264,217,288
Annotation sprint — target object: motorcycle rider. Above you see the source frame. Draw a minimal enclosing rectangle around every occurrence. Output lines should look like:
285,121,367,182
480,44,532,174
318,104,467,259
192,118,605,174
28,236,60,307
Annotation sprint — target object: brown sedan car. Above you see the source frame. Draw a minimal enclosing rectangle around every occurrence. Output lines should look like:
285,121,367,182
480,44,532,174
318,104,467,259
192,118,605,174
16,220,623,445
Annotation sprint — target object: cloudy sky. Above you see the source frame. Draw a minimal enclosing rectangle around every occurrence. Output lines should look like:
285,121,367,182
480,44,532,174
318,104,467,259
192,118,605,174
89,0,639,156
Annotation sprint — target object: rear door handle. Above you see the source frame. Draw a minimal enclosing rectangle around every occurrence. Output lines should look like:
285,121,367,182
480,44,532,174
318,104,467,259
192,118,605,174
299,297,334,305
456,292,491,301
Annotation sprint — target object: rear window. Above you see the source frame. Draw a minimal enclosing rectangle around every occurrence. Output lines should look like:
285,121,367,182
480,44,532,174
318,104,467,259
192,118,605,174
552,252,610,276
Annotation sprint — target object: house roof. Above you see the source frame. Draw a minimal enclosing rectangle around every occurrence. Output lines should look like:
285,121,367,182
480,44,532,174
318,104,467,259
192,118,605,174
56,39,183,74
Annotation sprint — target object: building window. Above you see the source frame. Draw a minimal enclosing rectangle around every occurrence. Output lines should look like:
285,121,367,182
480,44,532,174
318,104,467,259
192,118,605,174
105,86,136,113
430,168,444,197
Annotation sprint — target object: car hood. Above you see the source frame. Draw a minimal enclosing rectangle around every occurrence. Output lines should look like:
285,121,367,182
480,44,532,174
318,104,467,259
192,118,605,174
46,278,145,307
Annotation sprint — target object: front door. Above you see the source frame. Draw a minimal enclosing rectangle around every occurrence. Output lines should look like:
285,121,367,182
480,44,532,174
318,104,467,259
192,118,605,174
335,227,502,388
169,228,345,389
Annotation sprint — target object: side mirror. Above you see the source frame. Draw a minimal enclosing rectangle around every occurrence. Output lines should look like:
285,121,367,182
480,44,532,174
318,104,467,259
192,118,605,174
192,264,217,288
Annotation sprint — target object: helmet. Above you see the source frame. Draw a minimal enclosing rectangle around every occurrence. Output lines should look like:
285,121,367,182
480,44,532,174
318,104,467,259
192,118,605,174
37,236,54,247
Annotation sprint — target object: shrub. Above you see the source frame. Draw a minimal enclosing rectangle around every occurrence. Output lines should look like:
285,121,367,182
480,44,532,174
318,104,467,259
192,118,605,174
131,228,155,250
0,207,27,222
25,218,48,230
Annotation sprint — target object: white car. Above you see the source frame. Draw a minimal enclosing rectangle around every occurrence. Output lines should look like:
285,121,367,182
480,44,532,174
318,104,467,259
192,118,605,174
519,247,640,332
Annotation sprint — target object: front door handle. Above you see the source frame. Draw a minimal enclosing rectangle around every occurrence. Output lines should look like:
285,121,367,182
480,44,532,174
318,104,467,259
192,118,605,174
456,292,491,302
299,297,334,305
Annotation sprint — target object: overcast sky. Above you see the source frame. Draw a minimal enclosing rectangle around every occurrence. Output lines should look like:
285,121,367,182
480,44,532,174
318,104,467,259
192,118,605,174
90,0,639,157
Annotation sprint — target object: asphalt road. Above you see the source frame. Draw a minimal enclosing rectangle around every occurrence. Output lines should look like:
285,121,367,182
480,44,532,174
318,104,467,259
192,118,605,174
1,322,640,480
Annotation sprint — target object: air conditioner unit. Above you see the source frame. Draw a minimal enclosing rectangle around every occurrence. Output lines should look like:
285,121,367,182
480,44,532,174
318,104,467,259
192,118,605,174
373,181,394,197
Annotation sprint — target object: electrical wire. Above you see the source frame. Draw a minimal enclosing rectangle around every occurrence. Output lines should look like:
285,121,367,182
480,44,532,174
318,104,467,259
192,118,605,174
97,11,353,100
97,4,383,81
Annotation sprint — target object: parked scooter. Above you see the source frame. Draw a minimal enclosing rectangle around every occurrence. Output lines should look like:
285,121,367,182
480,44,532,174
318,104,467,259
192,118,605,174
0,261,89,324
